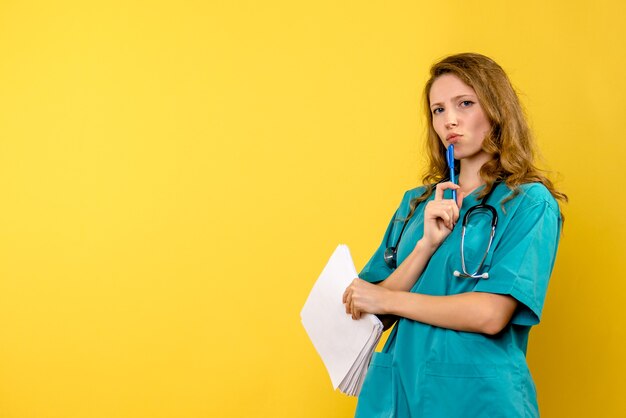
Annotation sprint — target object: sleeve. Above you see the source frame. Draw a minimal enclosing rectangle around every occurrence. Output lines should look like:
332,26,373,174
473,198,562,326
358,207,398,284
359,189,417,284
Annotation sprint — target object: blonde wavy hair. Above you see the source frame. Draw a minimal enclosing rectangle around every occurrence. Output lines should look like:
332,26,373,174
411,52,567,215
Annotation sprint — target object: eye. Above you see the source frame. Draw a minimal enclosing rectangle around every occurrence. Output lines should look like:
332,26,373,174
460,100,474,107
432,107,444,115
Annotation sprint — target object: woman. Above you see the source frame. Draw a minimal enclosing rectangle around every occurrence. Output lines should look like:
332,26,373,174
342,53,566,417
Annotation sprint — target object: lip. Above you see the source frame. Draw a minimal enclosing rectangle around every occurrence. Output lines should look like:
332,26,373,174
446,133,461,143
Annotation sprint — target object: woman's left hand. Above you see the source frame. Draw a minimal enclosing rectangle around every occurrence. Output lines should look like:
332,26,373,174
342,278,393,320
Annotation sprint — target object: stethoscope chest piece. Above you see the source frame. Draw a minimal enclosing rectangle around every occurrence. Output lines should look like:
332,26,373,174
383,246,398,269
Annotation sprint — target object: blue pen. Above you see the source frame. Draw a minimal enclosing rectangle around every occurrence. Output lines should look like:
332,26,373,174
446,145,457,201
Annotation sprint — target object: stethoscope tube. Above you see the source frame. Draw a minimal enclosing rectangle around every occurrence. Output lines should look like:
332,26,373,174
383,208,412,269
384,183,500,279
453,188,499,279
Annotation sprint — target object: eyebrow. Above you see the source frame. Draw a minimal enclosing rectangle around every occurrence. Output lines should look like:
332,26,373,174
430,94,476,108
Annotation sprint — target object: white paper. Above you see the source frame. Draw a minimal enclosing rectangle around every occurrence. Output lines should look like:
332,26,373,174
301,244,383,396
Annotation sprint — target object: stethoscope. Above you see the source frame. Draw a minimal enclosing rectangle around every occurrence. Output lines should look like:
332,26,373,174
383,184,498,279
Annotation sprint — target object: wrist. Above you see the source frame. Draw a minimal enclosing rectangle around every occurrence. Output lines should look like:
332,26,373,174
416,238,438,256
382,289,397,315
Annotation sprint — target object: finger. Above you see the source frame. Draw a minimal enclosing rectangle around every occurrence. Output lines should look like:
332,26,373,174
435,206,451,224
435,198,459,227
448,206,455,229
429,207,449,229
434,181,460,201
450,200,460,225
456,191,465,210
434,183,445,201
426,201,448,219
447,207,455,230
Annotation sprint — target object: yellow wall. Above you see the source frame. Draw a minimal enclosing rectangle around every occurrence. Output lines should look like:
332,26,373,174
0,1,624,417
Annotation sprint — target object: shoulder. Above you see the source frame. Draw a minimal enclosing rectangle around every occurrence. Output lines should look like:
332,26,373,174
501,182,560,218
404,185,429,201
402,185,432,207
392,186,429,216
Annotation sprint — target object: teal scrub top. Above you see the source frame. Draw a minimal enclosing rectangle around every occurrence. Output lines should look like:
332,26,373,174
354,182,561,418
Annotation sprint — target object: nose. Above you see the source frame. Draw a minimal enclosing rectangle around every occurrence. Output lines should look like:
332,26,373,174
444,109,458,129
445,120,457,129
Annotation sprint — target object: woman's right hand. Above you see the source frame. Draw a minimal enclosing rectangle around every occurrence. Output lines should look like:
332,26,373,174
421,182,464,249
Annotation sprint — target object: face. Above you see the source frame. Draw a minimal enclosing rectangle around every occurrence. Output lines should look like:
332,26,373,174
429,74,492,164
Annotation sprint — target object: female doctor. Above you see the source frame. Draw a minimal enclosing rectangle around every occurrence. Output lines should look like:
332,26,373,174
343,53,567,417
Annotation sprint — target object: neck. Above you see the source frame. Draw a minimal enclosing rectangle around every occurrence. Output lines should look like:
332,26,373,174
458,153,492,194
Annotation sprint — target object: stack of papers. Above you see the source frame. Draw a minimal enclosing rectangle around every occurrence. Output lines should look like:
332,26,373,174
301,245,383,396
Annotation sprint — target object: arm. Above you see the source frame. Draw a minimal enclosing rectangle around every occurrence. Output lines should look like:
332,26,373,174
386,291,518,335
376,182,463,292
350,185,455,329
344,276,517,335
366,240,436,330
354,184,457,329
344,182,517,334
377,239,439,292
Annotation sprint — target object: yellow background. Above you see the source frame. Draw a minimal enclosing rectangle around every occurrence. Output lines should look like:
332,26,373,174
0,1,624,417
